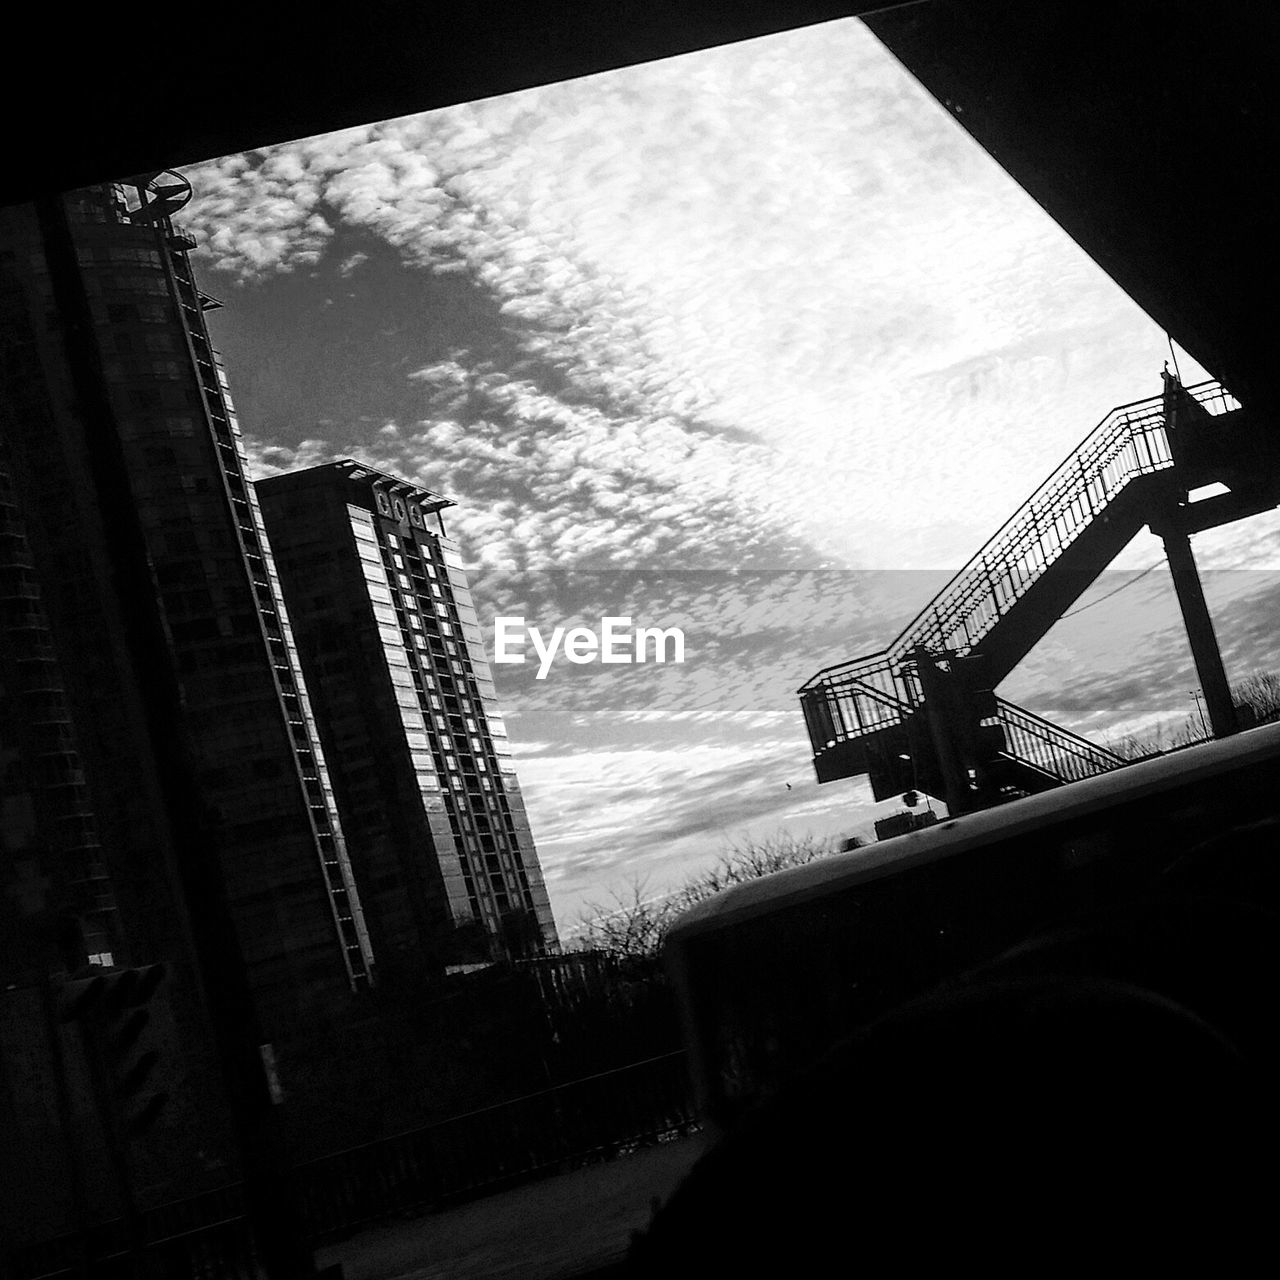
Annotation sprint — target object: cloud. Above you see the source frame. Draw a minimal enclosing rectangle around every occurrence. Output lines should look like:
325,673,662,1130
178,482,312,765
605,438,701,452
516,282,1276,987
186,19,1280,927
184,18,1225,579
513,737,873,923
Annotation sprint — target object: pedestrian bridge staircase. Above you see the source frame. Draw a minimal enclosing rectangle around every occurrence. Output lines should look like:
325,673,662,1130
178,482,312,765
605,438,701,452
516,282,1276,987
801,378,1278,804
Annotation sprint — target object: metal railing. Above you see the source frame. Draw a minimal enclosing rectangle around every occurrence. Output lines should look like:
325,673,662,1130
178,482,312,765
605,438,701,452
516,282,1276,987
800,662,1123,788
292,1049,698,1240
5,1185,261,1280
994,699,1125,784
9,1051,698,1273
799,382,1238,784
800,662,906,751
801,381,1237,698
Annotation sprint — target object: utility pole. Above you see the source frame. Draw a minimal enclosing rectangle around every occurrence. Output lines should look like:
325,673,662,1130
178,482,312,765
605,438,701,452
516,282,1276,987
1190,689,1209,739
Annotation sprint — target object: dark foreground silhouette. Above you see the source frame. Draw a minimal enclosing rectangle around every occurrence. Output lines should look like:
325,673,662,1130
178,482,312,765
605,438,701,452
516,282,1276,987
626,821,1280,1276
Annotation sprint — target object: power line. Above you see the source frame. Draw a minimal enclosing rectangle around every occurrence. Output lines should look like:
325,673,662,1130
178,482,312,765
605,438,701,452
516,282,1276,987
1061,562,1162,619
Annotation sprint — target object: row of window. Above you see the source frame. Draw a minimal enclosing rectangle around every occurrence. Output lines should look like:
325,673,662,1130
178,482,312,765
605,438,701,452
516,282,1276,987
83,271,170,297
348,504,543,927
95,299,171,326
77,243,164,268
376,524,535,910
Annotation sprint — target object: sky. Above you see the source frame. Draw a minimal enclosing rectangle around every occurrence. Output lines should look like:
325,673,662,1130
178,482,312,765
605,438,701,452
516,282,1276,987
178,17,1280,936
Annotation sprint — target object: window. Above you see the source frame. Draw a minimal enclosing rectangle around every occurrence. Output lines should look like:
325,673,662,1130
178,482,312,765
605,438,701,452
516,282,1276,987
350,508,377,535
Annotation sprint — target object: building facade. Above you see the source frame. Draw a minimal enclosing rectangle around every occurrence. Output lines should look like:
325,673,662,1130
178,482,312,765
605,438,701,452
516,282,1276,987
0,176,375,1021
0,172,558,1262
0,171,409,1270
257,461,560,971
1,176,390,1261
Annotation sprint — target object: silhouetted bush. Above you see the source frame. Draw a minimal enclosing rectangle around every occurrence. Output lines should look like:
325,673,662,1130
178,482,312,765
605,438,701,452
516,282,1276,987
572,833,858,962
1104,668,1280,758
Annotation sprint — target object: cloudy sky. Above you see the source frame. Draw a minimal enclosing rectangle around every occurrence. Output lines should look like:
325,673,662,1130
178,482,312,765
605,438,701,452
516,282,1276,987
178,17,1279,934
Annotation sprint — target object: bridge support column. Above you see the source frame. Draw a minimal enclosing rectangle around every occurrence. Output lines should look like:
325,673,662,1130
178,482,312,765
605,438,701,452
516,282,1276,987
909,647,979,815
1153,511,1238,738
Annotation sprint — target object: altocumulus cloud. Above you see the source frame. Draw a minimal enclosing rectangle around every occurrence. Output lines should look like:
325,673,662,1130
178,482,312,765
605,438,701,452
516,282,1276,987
181,18,1280,925
513,737,863,916
183,18,1216,575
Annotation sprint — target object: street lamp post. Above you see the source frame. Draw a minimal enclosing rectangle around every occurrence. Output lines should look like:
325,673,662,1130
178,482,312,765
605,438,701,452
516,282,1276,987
1190,689,1209,739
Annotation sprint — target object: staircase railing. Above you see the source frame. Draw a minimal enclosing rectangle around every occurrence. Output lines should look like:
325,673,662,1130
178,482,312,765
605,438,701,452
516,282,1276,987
800,381,1239,793
800,664,1123,789
800,662,906,753
801,380,1238,701
994,698,1125,784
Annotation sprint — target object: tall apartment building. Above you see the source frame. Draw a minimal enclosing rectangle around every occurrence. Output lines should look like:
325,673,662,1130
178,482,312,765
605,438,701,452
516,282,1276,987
257,461,560,970
0,173,376,1038
0,169,561,1269
2,172,387,1267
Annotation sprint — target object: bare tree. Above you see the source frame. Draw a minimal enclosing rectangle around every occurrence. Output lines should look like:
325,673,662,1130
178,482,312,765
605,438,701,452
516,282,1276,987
572,832,858,962
1102,714,1205,761
1234,670,1280,725
569,877,685,963
1101,669,1280,760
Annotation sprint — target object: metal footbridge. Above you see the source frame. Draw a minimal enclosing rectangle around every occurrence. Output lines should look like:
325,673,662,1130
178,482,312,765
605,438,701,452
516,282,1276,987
800,376,1280,813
